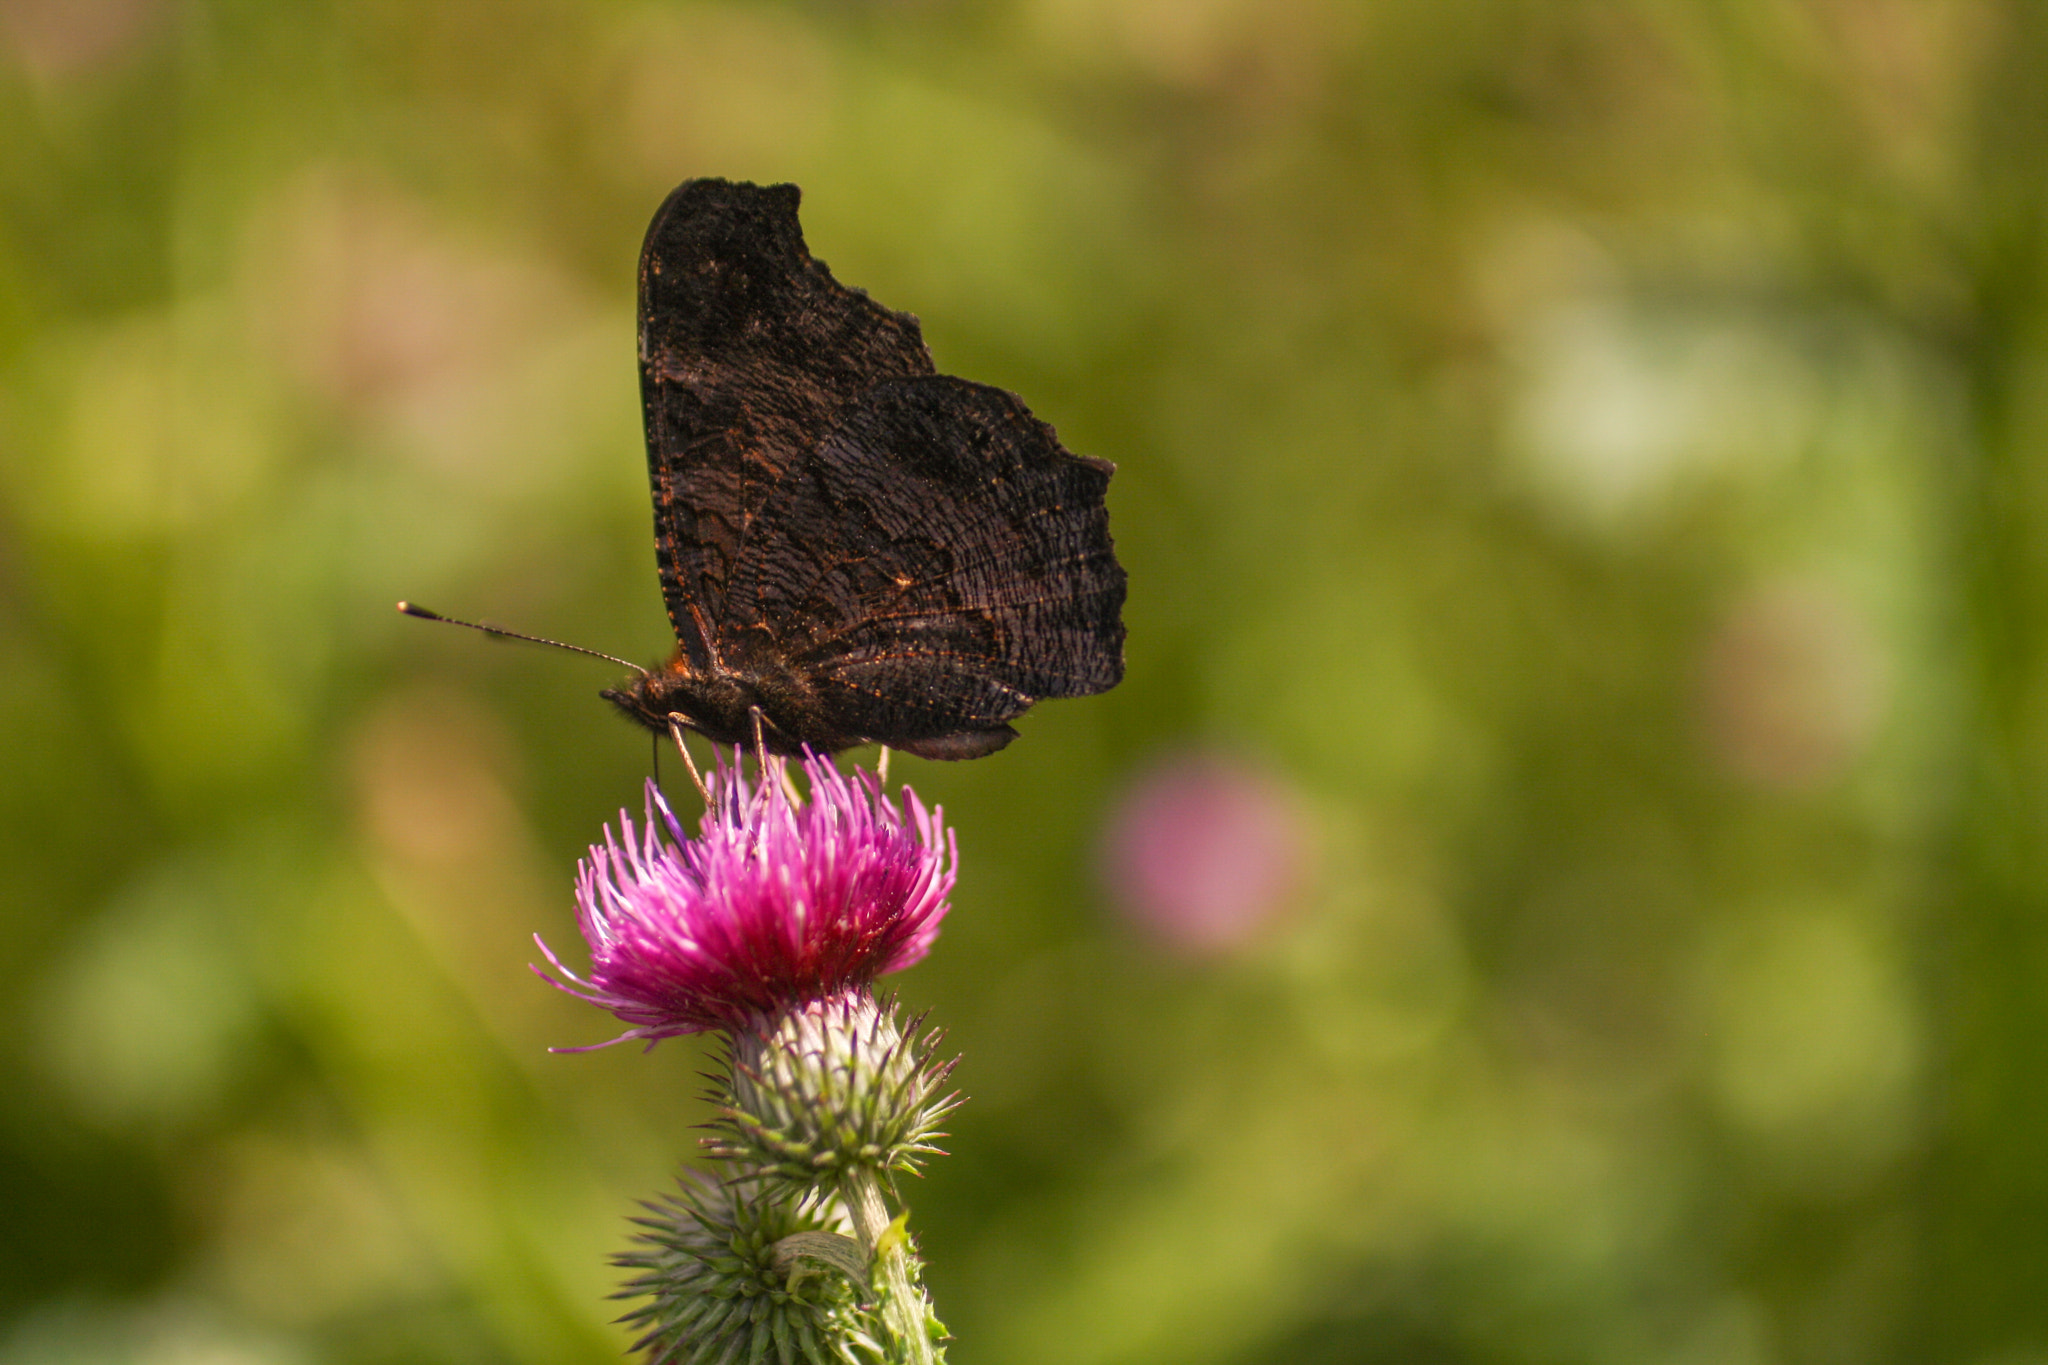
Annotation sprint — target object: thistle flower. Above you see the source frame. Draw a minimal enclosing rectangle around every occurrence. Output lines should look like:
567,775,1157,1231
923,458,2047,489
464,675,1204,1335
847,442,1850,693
709,989,961,1192
617,1171,882,1365
538,751,956,1044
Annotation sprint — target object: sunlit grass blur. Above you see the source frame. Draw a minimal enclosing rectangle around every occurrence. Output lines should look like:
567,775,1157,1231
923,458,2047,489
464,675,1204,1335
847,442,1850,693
5,2,2046,1362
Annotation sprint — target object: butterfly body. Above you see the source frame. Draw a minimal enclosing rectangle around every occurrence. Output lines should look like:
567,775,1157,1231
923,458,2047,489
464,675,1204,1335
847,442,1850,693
603,659,1013,760
607,178,1125,759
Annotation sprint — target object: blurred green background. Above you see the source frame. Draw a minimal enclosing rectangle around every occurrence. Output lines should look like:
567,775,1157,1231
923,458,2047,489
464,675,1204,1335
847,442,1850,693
5,1,2046,1361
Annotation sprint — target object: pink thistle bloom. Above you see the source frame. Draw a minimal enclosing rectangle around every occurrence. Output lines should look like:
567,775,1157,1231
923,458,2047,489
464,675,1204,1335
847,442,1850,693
538,751,955,1044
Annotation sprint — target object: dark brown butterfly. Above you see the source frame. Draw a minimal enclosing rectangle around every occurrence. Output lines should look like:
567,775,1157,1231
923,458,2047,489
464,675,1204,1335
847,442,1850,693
598,179,1126,760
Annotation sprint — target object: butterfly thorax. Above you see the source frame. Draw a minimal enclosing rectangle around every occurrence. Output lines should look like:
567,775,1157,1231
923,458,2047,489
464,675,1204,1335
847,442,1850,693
602,652,849,754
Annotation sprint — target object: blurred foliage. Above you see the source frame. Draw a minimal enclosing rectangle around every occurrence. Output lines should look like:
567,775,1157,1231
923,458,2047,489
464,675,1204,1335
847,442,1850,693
4,1,2047,1362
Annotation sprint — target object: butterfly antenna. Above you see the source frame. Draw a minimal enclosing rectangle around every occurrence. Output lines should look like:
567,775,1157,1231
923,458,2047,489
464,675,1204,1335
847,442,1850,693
665,715,711,805
396,602,649,676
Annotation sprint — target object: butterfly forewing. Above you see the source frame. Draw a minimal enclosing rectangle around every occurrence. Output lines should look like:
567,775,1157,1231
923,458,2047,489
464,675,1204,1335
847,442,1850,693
637,180,933,666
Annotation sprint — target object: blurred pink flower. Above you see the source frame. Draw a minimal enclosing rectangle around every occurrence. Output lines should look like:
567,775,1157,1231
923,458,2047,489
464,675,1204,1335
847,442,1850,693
1102,753,1309,954
538,752,955,1044
2,0,163,76
1700,582,1886,791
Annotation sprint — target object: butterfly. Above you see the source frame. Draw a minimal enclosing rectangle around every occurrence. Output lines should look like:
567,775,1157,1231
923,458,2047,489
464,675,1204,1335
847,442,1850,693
599,179,1126,760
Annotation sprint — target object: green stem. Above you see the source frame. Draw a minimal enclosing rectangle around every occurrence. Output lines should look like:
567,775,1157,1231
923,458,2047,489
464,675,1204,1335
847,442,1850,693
841,1170,933,1365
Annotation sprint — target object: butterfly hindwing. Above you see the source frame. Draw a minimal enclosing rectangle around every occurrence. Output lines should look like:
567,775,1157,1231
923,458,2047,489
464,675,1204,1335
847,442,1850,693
716,374,1138,736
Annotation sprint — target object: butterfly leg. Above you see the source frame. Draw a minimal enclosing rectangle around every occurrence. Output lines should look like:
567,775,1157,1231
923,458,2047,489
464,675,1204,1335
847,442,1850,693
743,706,801,802
666,714,711,804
